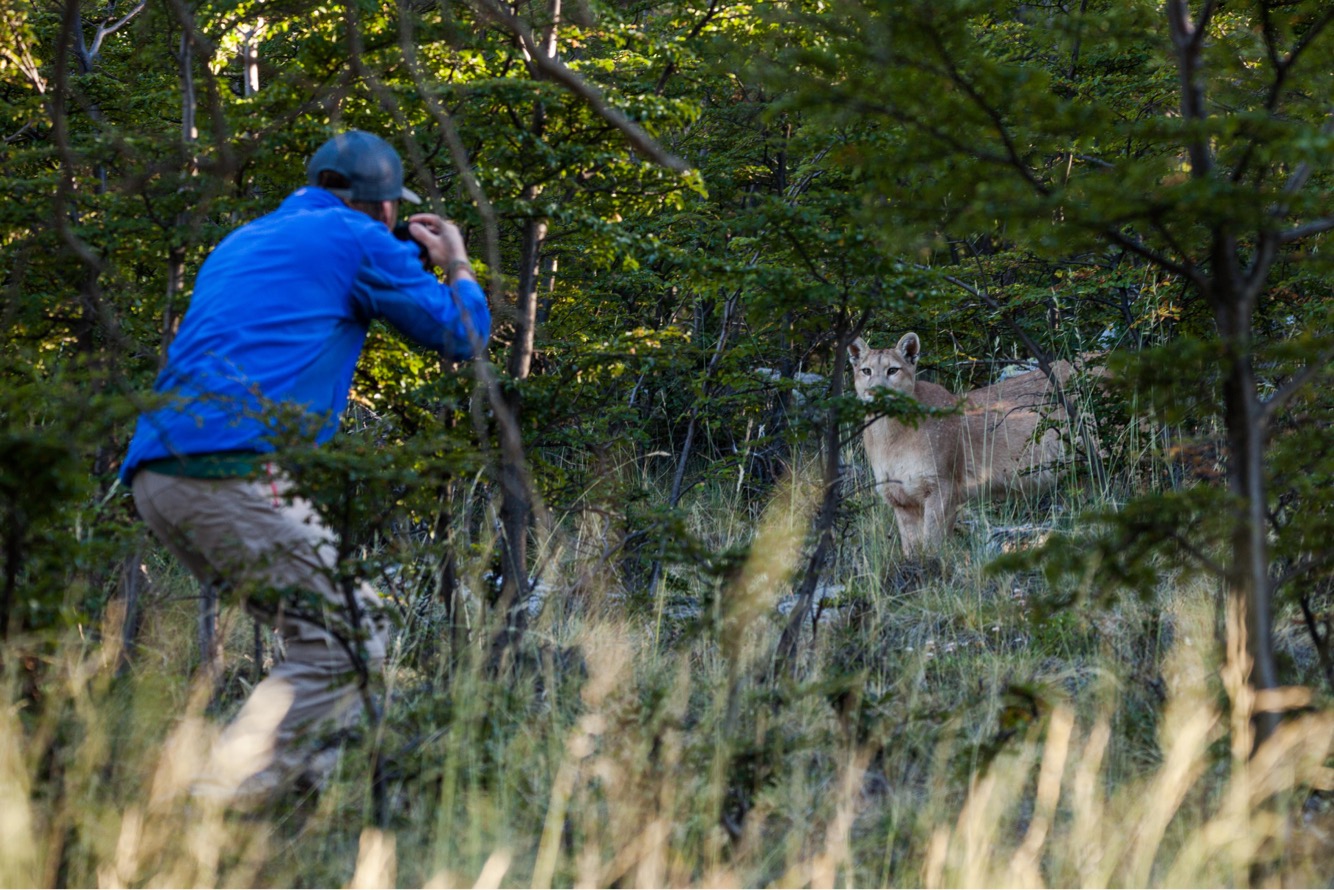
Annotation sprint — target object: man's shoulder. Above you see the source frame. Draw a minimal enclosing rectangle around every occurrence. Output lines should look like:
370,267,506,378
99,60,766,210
284,188,394,239
238,189,391,253
276,186,346,212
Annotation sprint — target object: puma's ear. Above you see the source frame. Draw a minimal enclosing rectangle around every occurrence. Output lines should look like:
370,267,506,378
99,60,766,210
897,332,921,364
848,337,869,364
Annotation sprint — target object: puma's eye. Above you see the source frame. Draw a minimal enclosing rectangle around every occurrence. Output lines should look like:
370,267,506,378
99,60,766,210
861,367,871,375
888,367,900,376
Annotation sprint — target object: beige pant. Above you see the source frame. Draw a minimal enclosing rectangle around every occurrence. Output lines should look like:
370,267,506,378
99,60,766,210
133,467,388,798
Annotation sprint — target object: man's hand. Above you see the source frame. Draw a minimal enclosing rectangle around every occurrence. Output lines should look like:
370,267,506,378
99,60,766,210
407,213,476,284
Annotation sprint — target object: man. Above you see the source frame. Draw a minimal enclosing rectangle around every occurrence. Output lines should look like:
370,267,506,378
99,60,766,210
121,130,490,801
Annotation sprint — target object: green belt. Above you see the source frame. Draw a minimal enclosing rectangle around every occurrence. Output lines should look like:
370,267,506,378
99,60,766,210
137,451,269,479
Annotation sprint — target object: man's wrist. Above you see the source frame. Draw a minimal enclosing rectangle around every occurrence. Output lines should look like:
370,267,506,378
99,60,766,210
446,258,474,280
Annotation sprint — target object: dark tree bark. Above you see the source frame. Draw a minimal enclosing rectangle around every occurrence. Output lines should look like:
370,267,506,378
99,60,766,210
161,29,197,361
774,306,864,676
114,544,147,675
489,3,558,664
1213,282,1280,745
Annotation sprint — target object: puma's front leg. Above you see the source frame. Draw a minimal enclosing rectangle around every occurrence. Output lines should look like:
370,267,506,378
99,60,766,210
892,502,926,557
921,492,958,552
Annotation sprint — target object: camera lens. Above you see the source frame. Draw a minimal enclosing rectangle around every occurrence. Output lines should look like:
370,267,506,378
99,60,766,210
392,220,430,267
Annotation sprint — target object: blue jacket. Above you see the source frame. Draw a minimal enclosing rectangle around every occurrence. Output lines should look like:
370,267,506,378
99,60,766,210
121,187,491,483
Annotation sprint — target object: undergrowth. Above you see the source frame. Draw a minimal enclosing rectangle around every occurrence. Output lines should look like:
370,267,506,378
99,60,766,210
2,455,1331,888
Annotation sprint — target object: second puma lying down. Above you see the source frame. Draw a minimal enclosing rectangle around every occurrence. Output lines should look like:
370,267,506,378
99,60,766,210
849,333,1075,556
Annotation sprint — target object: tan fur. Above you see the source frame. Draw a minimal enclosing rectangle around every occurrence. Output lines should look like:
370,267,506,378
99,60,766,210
849,333,1073,556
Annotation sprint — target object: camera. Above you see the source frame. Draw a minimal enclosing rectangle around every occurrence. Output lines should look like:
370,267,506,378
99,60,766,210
393,220,430,267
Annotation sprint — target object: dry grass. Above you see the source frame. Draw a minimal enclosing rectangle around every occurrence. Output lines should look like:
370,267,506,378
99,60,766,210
2,459,1332,888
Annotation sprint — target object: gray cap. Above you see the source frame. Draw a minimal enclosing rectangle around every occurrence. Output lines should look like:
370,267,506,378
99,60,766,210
307,130,422,204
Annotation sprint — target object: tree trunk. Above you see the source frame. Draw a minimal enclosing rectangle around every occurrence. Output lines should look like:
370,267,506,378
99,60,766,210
508,214,547,383
491,188,547,663
163,31,196,360
431,403,466,675
535,254,558,325
646,288,741,600
114,546,147,674
1,512,20,639
240,25,260,96
1220,327,1281,748
163,245,186,363
198,580,223,682
437,491,464,674
774,310,854,676
487,0,562,665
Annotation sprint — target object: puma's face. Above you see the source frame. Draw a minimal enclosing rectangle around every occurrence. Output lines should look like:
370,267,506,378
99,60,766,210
848,333,920,402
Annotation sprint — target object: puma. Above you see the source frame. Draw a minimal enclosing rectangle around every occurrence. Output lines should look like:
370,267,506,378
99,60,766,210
849,333,1075,555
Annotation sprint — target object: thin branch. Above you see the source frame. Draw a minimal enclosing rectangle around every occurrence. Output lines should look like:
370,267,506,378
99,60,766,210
1099,228,1205,290
785,145,833,203
781,229,833,288
470,0,691,174
1167,529,1228,579
1278,216,1334,244
1258,0,1283,72
395,0,503,296
1274,557,1318,593
1240,114,1334,297
1268,5,1334,113
1280,114,1334,200
850,98,1022,171
1074,154,1115,170
88,0,147,60
654,0,721,95
1,29,46,92
924,25,1049,197
1067,0,1091,80
1299,590,1334,694
1189,0,1217,53
1235,20,1334,183
1166,0,1213,177
53,0,105,271
1259,354,1332,427
4,122,36,143
1146,218,1198,272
